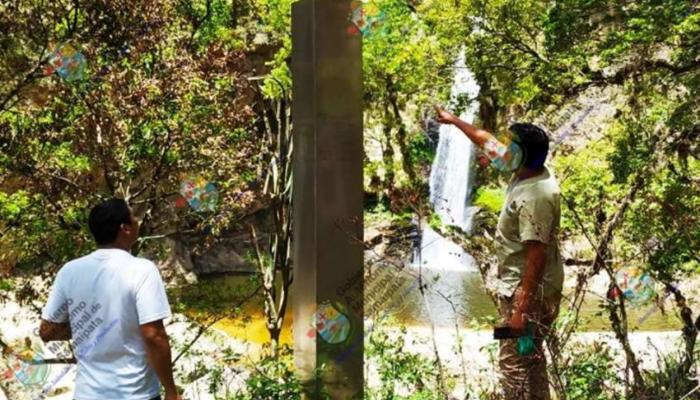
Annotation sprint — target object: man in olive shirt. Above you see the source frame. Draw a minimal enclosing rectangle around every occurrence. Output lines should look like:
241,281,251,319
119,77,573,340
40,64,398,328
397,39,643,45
436,107,563,400
495,146,563,400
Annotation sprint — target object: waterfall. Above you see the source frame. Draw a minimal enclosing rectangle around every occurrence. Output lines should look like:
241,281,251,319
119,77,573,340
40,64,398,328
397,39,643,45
416,53,479,271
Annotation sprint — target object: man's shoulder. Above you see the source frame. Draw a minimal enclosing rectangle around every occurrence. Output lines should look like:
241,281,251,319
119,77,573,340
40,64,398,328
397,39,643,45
514,182,559,203
63,251,158,276
59,252,97,274
516,172,559,201
123,256,159,277
129,255,157,267
534,178,560,197
112,256,161,293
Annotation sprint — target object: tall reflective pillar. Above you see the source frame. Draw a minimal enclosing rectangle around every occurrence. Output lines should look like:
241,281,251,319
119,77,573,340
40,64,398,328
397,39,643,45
291,0,364,398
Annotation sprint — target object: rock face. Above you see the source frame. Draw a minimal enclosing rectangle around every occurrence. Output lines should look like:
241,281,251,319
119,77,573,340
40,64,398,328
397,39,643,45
160,209,272,279
189,232,258,275
532,85,625,150
164,235,259,277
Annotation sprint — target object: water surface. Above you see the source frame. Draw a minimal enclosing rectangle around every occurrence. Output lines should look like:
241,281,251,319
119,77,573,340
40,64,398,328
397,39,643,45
202,269,680,346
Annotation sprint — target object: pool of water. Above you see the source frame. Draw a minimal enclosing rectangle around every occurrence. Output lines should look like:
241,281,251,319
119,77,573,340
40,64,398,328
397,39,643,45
201,267,680,345
364,266,679,332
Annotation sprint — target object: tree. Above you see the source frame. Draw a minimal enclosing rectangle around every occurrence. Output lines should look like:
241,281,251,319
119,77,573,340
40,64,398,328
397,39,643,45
0,0,269,283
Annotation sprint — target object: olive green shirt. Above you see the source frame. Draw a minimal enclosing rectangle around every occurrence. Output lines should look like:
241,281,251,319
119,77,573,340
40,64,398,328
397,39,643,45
494,167,564,299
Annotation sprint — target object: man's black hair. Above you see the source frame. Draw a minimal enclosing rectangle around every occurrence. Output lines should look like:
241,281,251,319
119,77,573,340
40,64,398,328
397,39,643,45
509,123,550,170
88,198,132,245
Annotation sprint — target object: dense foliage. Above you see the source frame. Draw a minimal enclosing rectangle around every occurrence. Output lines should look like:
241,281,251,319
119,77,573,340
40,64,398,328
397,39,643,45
1,0,699,398
0,0,300,278
458,0,699,278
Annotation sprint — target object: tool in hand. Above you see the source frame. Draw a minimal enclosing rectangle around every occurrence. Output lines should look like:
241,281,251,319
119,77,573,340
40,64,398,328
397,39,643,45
494,322,536,356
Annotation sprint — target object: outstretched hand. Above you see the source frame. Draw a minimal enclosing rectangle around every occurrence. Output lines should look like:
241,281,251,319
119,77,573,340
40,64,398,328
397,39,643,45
434,105,456,125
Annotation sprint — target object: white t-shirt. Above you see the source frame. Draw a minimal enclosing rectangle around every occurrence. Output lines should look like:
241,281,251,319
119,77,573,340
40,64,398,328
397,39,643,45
41,248,172,400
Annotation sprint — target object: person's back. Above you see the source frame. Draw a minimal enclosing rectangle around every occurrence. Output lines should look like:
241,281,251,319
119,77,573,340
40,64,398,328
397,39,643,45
40,199,180,400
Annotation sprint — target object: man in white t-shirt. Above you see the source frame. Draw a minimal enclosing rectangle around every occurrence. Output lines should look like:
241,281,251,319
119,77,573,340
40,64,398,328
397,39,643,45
39,199,181,400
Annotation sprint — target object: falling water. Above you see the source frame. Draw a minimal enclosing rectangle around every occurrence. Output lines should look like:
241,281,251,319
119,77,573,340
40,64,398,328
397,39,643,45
417,53,480,272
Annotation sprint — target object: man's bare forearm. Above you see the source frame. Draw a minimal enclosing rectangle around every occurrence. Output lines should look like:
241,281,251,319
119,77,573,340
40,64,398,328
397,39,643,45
435,105,493,147
39,320,72,342
517,241,548,314
451,118,492,147
143,332,177,395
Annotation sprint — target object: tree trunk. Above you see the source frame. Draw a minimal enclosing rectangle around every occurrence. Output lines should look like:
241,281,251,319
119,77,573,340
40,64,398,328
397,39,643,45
252,85,294,359
381,103,396,192
386,79,417,184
